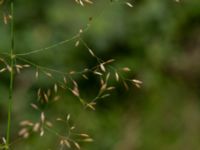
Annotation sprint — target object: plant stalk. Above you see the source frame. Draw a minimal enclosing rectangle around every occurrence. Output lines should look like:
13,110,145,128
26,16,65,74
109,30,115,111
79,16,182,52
6,0,14,149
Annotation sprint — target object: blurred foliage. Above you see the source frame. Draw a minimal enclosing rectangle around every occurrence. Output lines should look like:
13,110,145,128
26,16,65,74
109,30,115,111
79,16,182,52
1,0,200,149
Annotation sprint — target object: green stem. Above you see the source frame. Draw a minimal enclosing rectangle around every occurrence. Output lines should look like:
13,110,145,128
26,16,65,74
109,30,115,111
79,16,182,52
6,1,14,149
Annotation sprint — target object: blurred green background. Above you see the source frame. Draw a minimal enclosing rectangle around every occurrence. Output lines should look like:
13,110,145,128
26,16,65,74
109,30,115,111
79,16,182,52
1,0,200,149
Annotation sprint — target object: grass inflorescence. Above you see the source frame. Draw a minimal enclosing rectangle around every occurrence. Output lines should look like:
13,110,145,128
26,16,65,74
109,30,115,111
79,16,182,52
0,0,140,149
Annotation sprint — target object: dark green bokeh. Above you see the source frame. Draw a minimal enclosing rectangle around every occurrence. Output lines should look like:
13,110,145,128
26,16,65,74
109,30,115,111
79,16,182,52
1,0,200,149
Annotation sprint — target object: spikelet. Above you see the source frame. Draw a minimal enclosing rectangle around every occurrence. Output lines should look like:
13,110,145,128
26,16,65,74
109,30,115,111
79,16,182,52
115,72,119,82
63,140,71,148
74,142,80,149
125,2,133,7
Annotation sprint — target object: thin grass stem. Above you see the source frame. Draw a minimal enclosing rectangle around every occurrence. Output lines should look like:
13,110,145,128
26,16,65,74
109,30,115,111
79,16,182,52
6,1,14,149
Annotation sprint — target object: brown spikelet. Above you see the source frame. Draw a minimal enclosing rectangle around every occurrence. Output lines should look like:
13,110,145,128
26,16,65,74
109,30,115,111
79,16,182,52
101,94,110,99
2,137,6,144
88,48,95,57
107,86,115,91
18,128,28,137
125,2,133,7
87,103,96,111
94,71,103,76
75,40,80,47
6,65,11,72
83,138,93,142
63,76,67,84
37,88,41,100
69,70,76,75
64,140,71,148
56,118,63,121
122,67,131,72
20,120,33,126
100,63,106,72
60,140,64,145
53,96,60,101
46,121,53,127
106,73,110,82
80,134,89,137
74,142,80,149
16,67,21,74
83,0,93,4
40,127,44,136
115,72,119,82
72,86,79,97
71,126,75,130
82,74,88,80
3,14,8,25
30,103,39,110
79,0,84,6
100,78,104,86
100,83,107,93
79,28,83,33
16,64,23,69
67,114,71,121
47,89,51,97
132,79,143,84
33,123,40,132
44,72,52,77
40,112,45,123
35,69,39,79
123,81,129,90
106,59,115,64
0,68,7,73
23,64,30,68
43,92,49,102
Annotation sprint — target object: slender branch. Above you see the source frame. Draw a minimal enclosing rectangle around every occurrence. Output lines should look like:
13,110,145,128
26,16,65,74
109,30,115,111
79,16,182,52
15,34,80,56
